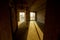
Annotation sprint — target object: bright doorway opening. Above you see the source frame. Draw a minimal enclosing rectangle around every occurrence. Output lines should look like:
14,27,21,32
18,12,25,26
19,12,25,23
30,12,35,21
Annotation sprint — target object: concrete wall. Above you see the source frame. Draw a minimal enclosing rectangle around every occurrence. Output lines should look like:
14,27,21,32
0,1,12,40
37,9,46,24
26,10,30,21
11,7,17,33
9,0,18,33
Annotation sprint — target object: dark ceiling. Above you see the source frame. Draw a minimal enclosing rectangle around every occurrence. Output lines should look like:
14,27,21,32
16,0,46,12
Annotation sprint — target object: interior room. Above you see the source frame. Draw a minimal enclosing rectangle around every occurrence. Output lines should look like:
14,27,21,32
0,0,60,40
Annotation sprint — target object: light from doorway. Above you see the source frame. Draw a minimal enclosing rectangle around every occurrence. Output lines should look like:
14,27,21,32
30,12,35,21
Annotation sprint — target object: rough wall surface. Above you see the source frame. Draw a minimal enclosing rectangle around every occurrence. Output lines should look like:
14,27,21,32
44,0,60,40
37,9,45,24
0,1,12,40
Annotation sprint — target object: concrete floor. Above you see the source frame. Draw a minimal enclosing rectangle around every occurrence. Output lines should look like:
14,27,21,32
14,21,44,40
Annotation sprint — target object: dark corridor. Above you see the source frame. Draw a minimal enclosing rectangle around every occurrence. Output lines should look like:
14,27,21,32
0,0,60,40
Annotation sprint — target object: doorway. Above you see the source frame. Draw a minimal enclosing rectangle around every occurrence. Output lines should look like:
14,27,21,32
18,12,25,26
19,12,25,23
30,12,35,21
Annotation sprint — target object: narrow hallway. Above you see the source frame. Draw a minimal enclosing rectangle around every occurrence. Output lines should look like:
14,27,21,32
14,21,43,40
0,0,59,40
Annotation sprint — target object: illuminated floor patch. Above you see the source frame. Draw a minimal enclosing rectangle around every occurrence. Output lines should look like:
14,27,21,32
27,21,43,40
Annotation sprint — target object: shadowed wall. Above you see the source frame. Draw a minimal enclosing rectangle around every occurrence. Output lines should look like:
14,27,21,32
0,1,12,40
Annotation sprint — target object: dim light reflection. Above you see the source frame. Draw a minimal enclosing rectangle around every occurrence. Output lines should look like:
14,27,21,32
34,21,43,40
27,21,43,40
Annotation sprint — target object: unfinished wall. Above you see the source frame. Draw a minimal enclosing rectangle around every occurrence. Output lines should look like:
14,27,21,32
0,1,12,40
11,7,17,33
43,0,60,40
9,0,18,33
37,9,46,24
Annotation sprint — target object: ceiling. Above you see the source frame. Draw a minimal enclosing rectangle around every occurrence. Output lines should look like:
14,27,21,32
16,0,46,12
